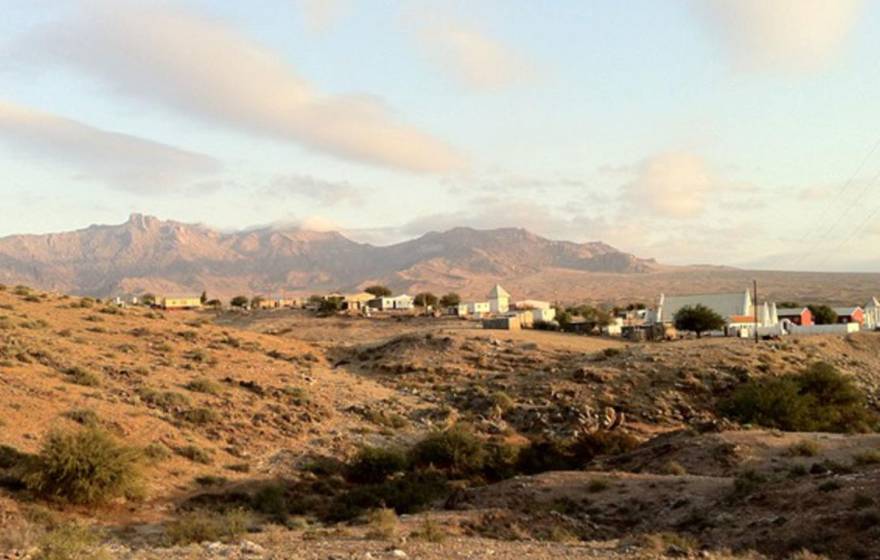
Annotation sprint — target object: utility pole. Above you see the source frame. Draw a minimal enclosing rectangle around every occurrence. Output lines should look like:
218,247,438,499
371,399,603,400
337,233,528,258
753,279,759,344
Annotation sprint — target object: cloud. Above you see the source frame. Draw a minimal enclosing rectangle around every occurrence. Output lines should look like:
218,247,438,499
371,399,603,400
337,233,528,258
299,0,350,32
621,152,715,219
417,19,534,90
263,173,364,206
693,0,864,72
0,100,220,192
21,0,464,174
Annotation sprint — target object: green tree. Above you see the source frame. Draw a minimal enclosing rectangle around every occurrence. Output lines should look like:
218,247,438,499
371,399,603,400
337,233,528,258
200,291,208,304
230,295,249,308
439,293,461,308
365,285,392,297
319,296,343,314
808,304,838,325
414,292,438,309
674,304,726,338
141,293,156,306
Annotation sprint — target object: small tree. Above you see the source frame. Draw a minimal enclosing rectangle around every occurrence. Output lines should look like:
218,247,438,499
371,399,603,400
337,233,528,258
808,304,838,325
365,285,392,298
414,292,438,309
674,304,726,338
141,293,156,306
439,293,461,308
250,296,265,309
319,297,343,314
200,291,208,304
230,295,249,308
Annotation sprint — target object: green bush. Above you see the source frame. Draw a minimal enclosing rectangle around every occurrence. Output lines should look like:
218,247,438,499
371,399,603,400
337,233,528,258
329,471,449,521
62,409,100,427
35,523,102,560
410,425,487,476
180,407,219,426
347,446,409,484
175,445,212,464
23,427,142,505
184,378,221,395
721,362,876,433
569,430,640,464
516,439,574,474
252,484,288,520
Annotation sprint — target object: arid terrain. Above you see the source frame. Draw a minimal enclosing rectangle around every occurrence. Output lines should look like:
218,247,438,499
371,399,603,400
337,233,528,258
2,285,880,559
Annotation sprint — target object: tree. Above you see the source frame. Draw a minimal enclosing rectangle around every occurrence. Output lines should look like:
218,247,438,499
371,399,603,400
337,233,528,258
365,285,392,298
251,296,265,309
568,304,612,327
318,296,342,314
674,304,726,338
414,292,438,309
439,293,461,308
200,291,208,304
808,304,838,325
230,295,249,308
141,293,156,306
205,299,222,309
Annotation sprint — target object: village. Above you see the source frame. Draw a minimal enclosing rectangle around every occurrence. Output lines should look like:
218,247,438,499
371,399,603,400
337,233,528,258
118,284,880,341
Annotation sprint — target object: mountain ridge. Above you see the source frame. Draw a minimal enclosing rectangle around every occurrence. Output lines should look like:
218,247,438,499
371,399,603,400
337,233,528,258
0,214,658,297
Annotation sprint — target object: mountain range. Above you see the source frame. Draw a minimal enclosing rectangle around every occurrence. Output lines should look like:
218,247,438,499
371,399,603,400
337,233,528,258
0,214,658,299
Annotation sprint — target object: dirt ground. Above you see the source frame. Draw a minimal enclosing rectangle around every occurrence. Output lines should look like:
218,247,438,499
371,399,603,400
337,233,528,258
3,288,880,559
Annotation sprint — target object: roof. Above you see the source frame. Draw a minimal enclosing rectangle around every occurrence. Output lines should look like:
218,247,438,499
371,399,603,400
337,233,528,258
729,315,757,324
776,307,809,317
488,284,510,299
515,299,551,309
866,297,880,309
833,306,863,316
659,291,750,322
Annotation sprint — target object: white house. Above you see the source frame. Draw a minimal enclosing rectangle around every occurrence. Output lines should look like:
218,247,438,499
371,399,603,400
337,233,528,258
530,307,557,323
467,301,491,315
488,285,510,313
863,298,879,330
371,295,415,311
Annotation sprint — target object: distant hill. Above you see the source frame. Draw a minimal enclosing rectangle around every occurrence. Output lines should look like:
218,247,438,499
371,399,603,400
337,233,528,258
0,214,658,298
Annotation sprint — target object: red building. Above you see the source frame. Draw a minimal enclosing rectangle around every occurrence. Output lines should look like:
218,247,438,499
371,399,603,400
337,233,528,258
834,306,865,325
777,307,814,326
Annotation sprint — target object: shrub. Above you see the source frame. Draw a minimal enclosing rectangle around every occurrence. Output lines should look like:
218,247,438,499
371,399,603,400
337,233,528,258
143,442,171,461
329,471,448,521
252,484,288,520
660,460,688,475
347,446,409,484
410,425,487,476
35,524,102,560
62,409,100,427
164,509,249,545
184,378,221,395
23,427,141,505
853,449,880,466
366,508,398,540
176,445,212,464
786,440,821,458
64,366,101,387
180,407,219,426
412,517,447,543
720,362,875,433
730,470,767,500
137,388,190,409
516,439,574,474
586,478,611,493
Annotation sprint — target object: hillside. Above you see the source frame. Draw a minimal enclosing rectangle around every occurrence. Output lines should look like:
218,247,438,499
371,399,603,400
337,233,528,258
3,285,880,558
0,214,656,298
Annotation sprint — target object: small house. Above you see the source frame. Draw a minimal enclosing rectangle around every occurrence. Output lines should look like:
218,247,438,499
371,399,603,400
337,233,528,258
369,294,415,311
777,307,814,326
466,301,491,315
530,307,557,323
833,306,865,325
482,316,521,331
342,292,375,311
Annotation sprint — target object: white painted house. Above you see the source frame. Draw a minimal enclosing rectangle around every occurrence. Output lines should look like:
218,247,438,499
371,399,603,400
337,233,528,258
653,291,779,336
488,285,510,313
864,298,879,330
371,295,415,311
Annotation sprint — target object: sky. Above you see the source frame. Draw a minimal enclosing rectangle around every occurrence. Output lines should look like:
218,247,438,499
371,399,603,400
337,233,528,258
1,0,880,271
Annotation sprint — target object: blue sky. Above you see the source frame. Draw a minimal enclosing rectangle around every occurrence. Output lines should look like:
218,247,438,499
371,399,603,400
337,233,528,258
1,0,879,271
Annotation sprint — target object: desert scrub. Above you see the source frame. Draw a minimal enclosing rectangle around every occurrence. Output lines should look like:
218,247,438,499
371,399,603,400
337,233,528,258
164,509,249,545
63,366,101,387
720,362,876,433
176,445,212,464
786,439,821,457
346,446,409,484
184,377,222,395
137,387,190,409
410,425,487,476
179,407,219,425
143,442,172,461
62,408,100,427
23,427,142,506
366,508,398,540
35,523,105,560
853,449,880,465
586,478,611,493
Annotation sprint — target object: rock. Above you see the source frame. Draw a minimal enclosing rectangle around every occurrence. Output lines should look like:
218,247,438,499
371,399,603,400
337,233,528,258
391,550,408,558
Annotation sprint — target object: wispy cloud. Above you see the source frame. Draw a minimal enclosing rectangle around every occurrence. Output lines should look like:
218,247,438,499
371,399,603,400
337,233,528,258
0,100,220,193
263,173,364,206
416,18,534,90
693,0,864,72
20,0,465,174
299,0,350,32
621,152,715,219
